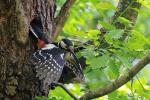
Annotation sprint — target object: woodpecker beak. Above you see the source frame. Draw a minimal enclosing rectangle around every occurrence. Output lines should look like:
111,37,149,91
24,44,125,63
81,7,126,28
68,47,85,82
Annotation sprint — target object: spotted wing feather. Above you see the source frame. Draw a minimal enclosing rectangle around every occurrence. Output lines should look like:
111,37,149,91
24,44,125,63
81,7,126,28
30,47,65,93
65,61,85,82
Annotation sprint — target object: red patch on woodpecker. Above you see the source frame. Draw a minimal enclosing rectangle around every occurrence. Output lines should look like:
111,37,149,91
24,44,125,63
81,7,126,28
37,39,45,48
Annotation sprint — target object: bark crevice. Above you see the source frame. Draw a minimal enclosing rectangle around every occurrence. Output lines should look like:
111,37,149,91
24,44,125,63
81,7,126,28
0,0,56,99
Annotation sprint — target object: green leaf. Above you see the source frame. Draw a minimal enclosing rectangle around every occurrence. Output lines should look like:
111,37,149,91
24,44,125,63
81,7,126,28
86,54,111,69
85,69,109,90
87,29,99,39
105,29,124,44
96,2,116,10
98,21,116,30
117,17,132,25
139,1,150,9
108,29,124,39
125,30,150,51
113,51,132,68
108,91,119,100
106,58,119,79
49,87,73,100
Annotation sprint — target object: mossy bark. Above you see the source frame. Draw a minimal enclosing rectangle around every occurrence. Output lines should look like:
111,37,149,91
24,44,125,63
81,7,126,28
0,0,55,99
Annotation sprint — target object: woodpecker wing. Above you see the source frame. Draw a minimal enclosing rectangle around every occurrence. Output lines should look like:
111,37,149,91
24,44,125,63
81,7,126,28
30,44,65,91
65,61,85,82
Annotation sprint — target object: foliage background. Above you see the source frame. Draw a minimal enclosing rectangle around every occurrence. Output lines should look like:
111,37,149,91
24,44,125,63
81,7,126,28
37,0,150,99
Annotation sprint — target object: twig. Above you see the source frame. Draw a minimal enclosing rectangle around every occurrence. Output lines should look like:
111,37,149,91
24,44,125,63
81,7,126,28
136,75,145,90
52,0,76,40
79,52,150,100
52,82,78,100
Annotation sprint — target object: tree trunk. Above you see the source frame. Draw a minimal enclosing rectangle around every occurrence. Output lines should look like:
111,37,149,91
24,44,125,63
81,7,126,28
0,0,55,99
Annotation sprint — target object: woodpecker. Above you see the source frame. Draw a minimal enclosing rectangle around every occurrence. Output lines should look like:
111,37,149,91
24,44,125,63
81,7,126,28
29,26,85,94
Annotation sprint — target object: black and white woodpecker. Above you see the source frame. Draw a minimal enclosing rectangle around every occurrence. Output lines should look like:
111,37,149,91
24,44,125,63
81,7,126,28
29,26,85,94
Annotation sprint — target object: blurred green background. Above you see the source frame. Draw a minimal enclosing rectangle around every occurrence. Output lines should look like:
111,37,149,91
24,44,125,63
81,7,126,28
37,0,150,100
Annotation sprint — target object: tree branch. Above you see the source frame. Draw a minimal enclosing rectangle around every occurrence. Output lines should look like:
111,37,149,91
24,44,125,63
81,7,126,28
52,82,78,100
99,0,141,47
52,0,76,40
52,0,142,99
78,0,143,99
112,0,141,40
79,52,150,100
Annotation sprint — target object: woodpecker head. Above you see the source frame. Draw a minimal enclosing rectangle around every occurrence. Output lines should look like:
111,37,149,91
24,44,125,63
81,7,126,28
59,38,85,82
29,25,50,49
58,38,73,51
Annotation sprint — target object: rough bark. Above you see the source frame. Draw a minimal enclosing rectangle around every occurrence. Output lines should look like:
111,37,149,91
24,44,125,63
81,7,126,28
0,0,55,99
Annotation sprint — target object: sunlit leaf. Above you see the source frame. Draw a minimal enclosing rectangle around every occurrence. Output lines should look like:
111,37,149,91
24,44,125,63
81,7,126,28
98,21,116,30
117,17,133,25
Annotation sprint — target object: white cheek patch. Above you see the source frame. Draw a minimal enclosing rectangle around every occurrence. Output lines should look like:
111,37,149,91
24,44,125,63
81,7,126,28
61,41,67,49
